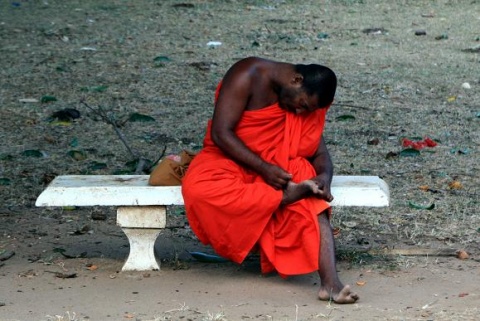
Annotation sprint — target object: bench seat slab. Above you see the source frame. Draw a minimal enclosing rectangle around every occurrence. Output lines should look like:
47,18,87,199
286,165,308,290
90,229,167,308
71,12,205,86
35,175,183,207
35,175,390,207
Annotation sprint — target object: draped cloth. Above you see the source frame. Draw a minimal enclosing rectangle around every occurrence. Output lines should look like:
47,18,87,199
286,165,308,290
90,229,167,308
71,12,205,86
181,84,330,276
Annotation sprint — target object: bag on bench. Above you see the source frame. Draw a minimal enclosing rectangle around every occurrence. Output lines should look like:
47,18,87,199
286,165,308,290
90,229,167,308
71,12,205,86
148,150,197,186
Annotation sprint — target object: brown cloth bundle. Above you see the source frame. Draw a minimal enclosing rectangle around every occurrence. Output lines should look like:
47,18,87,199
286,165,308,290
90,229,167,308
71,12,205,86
148,150,197,186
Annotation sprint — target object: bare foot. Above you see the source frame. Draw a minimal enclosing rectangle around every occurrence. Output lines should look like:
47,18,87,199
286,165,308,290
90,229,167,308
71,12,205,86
318,284,359,304
281,180,319,205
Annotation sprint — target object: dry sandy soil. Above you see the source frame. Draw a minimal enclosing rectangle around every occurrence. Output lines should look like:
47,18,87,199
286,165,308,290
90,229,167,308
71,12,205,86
0,0,479,320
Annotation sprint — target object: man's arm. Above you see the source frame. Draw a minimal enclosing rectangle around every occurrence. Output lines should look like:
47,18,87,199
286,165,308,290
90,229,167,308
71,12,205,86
309,136,334,202
210,59,292,189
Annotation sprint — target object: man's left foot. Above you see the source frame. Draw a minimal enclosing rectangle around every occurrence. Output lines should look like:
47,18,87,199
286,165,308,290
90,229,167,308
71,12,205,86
281,180,319,205
318,284,359,304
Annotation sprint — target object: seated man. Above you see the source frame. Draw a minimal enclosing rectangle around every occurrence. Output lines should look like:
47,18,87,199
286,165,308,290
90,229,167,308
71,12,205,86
182,57,358,304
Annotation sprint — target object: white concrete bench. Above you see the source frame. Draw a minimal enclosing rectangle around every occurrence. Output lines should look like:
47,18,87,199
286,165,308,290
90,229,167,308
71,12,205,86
35,175,390,271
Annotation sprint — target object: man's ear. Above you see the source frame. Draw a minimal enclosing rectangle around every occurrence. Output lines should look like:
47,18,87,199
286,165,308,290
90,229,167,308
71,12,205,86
292,74,303,85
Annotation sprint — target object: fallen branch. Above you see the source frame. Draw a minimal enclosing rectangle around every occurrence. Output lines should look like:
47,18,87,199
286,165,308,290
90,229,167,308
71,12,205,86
80,99,165,174
81,100,136,157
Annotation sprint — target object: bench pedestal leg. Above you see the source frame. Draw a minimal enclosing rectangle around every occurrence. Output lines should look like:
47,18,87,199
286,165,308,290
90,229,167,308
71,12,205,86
121,228,161,271
116,206,167,271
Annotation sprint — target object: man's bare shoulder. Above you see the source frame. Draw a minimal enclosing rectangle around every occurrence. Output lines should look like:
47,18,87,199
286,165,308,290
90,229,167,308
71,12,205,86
226,57,269,75
222,57,274,88
235,56,272,67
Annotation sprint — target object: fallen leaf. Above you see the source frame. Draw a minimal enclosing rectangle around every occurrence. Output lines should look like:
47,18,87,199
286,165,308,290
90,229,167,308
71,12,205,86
447,95,456,102
49,121,72,126
456,250,469,260
356,280,367,286
41,95,57,103
332,227,341,236
336,114,356,121
86,264,98,271
400,148,420,157
124,313,135,319
401,137,437,150
448,181,463,190
70,137,79,147
385,151,399,159
435,34,448,40
67,150,87,161
419,185,429,192
89,161,107,170
408,201,435,210
317,32,329,39
21,150,45,158
423,137,438,147
50,108,81,121
172,3,195,8
128,113,155,122
153,55,171,62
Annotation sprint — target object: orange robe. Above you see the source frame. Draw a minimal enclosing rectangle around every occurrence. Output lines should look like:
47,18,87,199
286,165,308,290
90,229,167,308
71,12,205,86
182,87,330,276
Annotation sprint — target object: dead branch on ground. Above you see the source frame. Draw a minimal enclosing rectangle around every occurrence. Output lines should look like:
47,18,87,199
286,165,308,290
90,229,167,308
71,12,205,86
80,99,166,174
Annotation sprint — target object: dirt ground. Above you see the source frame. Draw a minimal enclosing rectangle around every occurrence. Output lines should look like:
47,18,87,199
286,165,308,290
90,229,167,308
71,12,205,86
0,0,479,320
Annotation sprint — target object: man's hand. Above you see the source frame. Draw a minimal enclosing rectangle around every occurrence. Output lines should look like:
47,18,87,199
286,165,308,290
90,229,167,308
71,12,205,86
259,163,293,190
311,175,334,202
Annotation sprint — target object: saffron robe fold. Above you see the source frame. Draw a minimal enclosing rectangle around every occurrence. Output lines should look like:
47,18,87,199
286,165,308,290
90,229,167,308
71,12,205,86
182,90,330,276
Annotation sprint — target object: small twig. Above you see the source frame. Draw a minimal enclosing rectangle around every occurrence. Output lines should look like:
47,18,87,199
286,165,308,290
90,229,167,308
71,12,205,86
332,102,371,110
367,248,459,257
333,101,413,111
148,145,168,172
111,122,137,159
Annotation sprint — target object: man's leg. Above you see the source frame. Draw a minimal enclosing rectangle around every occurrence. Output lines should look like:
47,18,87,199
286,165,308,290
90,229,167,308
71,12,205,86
317,211,359,304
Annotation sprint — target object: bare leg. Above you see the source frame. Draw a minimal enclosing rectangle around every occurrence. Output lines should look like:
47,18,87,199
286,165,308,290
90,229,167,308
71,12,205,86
281,180,319,206
317,211,359,304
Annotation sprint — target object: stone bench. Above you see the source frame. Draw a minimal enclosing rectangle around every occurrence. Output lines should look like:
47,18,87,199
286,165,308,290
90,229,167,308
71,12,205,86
35,175,390,271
